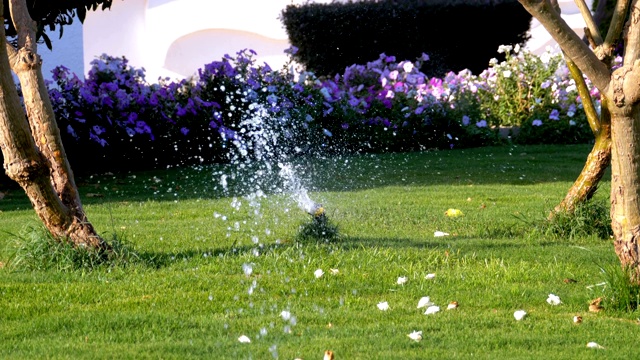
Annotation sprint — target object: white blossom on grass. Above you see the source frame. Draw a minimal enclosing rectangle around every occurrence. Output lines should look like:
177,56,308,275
546,294,561,305
424,305,440,315
280,310,292,321
417,296,434,308
514,310,527,320
238,335,251,343
407,330,423,342
314,269,324,278
397,276,408,285
377,301,390,311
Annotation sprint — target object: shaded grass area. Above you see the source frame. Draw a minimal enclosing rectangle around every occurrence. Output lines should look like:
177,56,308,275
1,144,636,359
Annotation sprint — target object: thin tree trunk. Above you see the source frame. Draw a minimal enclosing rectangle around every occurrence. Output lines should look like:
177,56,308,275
0,0,107,250
551,59,611,216
553,127,611,214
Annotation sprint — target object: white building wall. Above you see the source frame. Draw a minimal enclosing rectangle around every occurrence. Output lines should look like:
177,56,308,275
38,0,593,80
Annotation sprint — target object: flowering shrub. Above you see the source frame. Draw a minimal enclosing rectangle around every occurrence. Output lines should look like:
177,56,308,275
45,45,596,173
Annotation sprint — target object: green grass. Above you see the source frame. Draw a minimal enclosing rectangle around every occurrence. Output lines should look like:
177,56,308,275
0,144,637,359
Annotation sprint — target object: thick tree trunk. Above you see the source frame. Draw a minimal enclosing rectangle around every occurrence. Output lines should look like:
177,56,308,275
609,107,640,281
0,0,107,250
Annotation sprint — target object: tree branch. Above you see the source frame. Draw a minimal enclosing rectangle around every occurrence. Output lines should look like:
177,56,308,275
623,0,640,65
518,0,611,92
603,0,631,54
574,0,603,45
8,0,37,50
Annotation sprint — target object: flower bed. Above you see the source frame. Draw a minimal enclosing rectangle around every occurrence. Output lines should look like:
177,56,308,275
46,45,599,173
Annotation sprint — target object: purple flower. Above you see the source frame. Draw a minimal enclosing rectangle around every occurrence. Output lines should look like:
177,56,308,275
462,115,470,126
284,45,299,55
67,125,77,138
92,125,105,135
180,127,190,135
476,120,488,128
549,109,560,120
532,119,543,126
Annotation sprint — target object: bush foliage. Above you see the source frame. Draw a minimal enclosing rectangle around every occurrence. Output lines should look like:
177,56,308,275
280,0,532,77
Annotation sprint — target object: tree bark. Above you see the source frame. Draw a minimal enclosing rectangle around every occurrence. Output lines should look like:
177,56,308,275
0,0,107,250
552,59,612,216
609,105,640,279
552,127,611,214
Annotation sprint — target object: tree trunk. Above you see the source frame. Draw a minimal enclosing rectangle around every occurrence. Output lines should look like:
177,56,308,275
552,59,612,216
0,0,107,250
553,126,611,214
609,106,640,280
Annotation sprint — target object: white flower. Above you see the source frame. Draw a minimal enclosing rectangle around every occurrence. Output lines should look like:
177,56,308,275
546,294,561,305
402,61,414,73
314,269,324,278
425,273,436,280
417,296,434,308
280,310,292,321
514,310,527,320
434,231,449,237
586,342,604,349
407,330,423,342
503,70,512,78
238,335,251,343
497,44,513,54
514,44,520,53
377,301,390,311
242,263,253,277
424,305,440,315
397,276,408,285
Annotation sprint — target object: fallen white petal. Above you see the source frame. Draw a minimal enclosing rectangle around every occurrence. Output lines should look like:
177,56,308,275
407,330,423,342
238,335,251,343
280,310,291,321
424,305,440,315
514,310,527,320
586,342,604,349
314,269,324,278
377,301,390,311
434,231,449,237
329,268,339,275
447,301,458,310
417,296,434,308
546,293,561,305
397,276,408,285
425,273,436,280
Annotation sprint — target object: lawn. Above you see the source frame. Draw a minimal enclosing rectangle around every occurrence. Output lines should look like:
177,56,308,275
0,144,637,359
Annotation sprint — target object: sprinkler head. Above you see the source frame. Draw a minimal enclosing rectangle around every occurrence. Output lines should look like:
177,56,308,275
307,202,326,222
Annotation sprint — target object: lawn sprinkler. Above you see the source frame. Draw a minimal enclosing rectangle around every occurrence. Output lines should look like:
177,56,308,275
306,201,326,224
296,198,338,242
